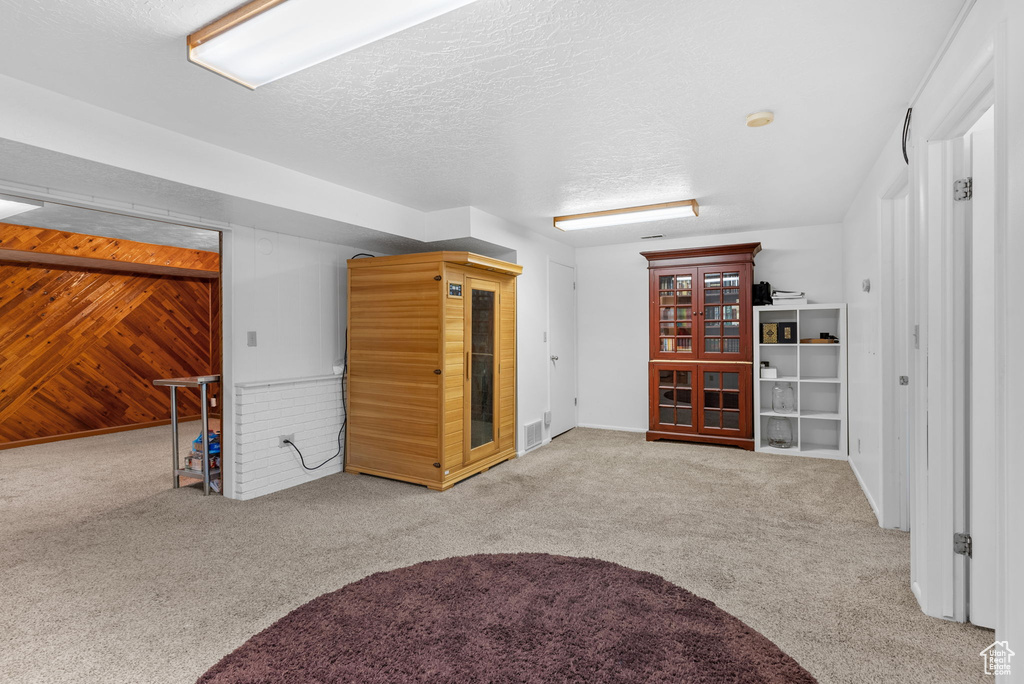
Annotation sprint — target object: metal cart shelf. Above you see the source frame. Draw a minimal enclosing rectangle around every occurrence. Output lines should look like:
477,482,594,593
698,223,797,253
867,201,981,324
154,375,221,495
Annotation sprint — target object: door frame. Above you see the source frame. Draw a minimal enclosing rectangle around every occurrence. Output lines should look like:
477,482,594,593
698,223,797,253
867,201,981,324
879,170,912,532
911,34,1008,627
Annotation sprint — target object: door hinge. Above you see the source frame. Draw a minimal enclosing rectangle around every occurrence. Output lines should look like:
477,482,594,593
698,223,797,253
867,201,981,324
953,177,972,201
574,397,577,406
954,532,972,557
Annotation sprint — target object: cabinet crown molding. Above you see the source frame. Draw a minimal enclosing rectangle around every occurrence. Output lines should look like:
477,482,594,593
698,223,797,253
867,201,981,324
642,242,761,268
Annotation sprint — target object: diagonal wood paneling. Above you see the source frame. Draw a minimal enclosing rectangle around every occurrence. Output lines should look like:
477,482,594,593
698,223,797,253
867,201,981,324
0,262,217,445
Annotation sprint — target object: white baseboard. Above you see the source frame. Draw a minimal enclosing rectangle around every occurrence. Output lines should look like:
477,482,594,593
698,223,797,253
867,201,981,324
577,423,647,434
848,457,882,527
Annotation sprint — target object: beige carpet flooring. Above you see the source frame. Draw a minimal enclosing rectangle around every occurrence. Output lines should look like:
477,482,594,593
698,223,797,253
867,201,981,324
0,425,991,683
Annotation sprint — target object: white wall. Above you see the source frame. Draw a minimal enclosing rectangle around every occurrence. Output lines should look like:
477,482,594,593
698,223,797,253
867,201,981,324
467,209,577,451
228,226,355,384
841,127,902,528
576,224,843,432
221,226,363,498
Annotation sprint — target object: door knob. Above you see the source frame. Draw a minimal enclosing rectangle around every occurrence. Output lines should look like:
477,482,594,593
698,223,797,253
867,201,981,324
550,355,559,361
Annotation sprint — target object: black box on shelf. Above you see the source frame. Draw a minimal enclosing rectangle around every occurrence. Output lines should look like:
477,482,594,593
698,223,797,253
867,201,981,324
760,322,797,343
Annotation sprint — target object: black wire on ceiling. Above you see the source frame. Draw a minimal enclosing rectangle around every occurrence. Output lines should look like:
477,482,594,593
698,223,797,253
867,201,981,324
902,108,913,165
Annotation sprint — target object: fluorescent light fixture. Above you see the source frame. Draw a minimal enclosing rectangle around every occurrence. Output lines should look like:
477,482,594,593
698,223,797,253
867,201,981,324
188,0,481,89
553,200,699,231
0,195,43,222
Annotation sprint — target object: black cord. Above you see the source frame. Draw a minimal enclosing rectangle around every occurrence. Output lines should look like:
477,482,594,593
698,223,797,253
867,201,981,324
902,108,913,165
283,253,365,471
283,335,348,471
284,438,339,471
350,253,376,259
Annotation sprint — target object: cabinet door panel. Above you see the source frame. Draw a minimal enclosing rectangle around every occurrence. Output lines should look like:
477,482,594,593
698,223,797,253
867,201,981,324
696,364,752,439
649,364,698,434
650,268,697,360
696,265,751,362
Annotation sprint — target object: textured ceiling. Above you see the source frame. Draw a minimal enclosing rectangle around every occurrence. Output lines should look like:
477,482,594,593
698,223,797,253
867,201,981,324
0,0,963,247
1,202,221,251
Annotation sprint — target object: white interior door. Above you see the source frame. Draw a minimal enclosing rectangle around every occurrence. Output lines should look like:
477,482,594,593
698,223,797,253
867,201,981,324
968,109,996,629
548,261,576,438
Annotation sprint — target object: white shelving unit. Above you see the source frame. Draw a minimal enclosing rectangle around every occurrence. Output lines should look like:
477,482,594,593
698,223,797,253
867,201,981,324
753,304,848,459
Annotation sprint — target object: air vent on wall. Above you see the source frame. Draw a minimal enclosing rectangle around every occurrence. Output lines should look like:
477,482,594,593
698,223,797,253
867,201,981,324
641,234,665,240
524,420,543,451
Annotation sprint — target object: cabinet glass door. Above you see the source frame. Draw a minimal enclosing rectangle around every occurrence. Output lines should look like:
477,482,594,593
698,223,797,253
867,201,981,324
697,366,751,438
698,267,745,361
651,366,697,433
466,278,499,462
653,269,696,358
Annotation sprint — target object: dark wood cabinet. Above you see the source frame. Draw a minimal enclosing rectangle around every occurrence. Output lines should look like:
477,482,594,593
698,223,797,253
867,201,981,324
642,243,761,449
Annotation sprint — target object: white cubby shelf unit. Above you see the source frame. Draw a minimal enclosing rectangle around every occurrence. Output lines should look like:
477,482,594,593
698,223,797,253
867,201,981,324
753,304,848,459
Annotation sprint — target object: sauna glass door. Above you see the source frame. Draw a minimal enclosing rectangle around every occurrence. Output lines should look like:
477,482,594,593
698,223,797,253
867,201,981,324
465,277,499,464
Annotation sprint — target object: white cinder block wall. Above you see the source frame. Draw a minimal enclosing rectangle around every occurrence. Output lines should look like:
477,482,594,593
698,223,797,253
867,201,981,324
575,224,844,432
234,376,343,500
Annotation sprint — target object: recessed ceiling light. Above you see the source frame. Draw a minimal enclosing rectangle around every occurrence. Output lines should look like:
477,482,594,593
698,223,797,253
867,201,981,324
746,111,775,127
188,0,481,89
553,200,698,231
0,195,43,221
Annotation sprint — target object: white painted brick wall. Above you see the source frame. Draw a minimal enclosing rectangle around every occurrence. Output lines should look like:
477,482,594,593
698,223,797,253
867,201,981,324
234,375,344,500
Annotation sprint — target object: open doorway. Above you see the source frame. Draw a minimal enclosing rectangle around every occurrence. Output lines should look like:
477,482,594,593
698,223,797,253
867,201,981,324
881,174,914,533
0,199,222,481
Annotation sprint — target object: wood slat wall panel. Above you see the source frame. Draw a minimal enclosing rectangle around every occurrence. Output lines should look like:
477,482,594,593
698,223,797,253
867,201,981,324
0,262,217,445
346,262,443,481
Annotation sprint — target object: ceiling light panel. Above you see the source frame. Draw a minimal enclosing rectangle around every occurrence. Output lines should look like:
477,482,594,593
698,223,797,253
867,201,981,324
553,200,699,231
189,0,481,89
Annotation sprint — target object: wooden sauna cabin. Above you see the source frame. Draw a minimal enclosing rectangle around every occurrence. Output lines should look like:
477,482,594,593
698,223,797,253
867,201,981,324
345,252,521,490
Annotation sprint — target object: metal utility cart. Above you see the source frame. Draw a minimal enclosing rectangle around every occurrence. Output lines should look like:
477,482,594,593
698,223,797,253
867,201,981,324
154,375,221,495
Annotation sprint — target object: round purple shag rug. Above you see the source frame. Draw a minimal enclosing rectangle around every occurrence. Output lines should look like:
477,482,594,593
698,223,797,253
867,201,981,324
198,553,816,684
